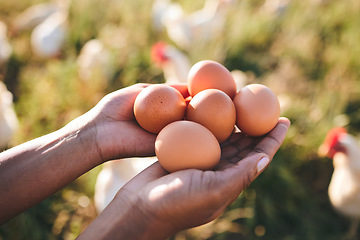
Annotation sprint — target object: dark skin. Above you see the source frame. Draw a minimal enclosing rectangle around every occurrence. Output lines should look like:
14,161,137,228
0,83,290,239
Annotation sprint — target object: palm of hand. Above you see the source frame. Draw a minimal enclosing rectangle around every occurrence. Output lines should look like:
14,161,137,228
89,84,157,161
118,118,289,234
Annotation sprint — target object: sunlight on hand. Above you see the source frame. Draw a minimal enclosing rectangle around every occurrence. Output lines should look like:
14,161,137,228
148,177,183,201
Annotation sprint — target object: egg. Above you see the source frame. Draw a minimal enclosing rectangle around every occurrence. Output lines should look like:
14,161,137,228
186,89,236,143
187,60,237,99
233,84,280,136
155,120,221,172
134,84,186,133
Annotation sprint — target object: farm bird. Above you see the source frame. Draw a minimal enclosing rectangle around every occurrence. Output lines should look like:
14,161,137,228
151,41,247,90
76,39,114,83
155,0,235,50
94,158,157,213
151,41,191,84
12,1,61,34
151,0,184,32
318,127,360,239
0,22,12,67
0,82,18,149
30,0,70,58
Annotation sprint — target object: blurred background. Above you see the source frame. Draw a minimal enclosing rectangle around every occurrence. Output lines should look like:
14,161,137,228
1,0,360,239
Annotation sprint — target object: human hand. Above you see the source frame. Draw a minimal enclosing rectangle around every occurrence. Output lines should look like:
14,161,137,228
86,117,290,239
72,83,189,163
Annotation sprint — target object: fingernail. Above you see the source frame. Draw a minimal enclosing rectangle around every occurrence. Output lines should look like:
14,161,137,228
257,156,270,173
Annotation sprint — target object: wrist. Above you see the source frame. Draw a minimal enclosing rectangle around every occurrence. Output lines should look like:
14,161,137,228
78,192,174,240
61,115,103,166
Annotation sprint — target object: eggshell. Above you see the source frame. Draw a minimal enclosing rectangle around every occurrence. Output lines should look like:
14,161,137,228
186,89,236,143
233,84,280,136
155,120,221,172
188,60,237,99
134,84,186,133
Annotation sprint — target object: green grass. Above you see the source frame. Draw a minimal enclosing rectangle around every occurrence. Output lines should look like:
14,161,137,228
1,0,360,239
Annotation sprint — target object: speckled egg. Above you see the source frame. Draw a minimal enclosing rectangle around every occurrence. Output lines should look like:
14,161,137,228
134,84,186,133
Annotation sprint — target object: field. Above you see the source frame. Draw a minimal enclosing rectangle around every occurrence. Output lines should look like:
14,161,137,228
1,0,360,239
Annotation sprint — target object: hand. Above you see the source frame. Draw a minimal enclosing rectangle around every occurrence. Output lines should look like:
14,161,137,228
74,83,189,162
81,117,290,239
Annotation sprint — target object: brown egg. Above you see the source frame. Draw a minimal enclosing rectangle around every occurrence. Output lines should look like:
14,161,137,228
134,84,186,133
188,60,237,99
233,84,280,136
155,120,221,172
186,89,236,143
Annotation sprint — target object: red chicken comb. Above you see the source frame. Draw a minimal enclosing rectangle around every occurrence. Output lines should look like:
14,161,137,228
324,127,347,149
318,127,347,158
151,41,169,64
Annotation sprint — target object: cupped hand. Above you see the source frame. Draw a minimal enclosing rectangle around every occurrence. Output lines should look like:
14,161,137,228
115,117,290,238
79,83,189,162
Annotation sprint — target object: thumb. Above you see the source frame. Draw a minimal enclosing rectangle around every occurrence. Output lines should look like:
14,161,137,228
219,153,270,204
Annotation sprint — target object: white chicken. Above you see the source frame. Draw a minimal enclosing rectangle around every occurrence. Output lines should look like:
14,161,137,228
0,82,18,149
12,1,61,34
30,0,70,58
76,39,114,83
151,41,191,84
94,157,157,213
318,127,360,238
151,41,247,90
0,22,12,67
154,0,235,50
151,0,184,33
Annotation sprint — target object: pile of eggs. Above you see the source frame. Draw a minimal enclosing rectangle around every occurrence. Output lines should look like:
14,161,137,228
134,60,280,172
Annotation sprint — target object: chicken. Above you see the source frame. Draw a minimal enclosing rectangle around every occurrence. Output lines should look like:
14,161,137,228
94,158,157,213
151,41,191,84
154,0,235,50
30,0,70,58
318,127,360,239
0,82,18,149
0,22,12,68
151,0,184,33
151,41,248,90
12,1,60,34
76,39,114,83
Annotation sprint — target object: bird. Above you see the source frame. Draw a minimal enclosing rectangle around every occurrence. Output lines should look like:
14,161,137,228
153,0,235,50
12,0,61,34
151,41,191,84
0,81,18,150
318,127,360,239
30,0,70,58
0,22,12,68
76,39,114,83
94,157,157,213
151,0,184,33
151,41,248,90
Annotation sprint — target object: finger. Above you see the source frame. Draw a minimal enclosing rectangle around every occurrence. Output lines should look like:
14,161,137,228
248,117,290,159
215,153,268,204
